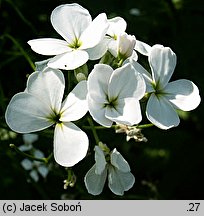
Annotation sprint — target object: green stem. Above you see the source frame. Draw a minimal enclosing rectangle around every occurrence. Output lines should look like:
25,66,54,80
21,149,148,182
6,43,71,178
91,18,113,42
67,71,72,94
2,34,35,70
99,51,115,65
83,125,108,130
136,123,154,129
83,123,154,130
87,117,100,145
117,58,125,68
44,153,53,163
64,168,76,188
10,144,52,164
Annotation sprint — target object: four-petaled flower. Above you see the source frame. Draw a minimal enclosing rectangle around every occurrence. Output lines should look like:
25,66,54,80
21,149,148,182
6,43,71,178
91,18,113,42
106,17,128,57
84,145,135,195
21,149,49,182
28,3,109,70
5,67,89,167
87,63,146,127
106,16,151,60
131,45,201,129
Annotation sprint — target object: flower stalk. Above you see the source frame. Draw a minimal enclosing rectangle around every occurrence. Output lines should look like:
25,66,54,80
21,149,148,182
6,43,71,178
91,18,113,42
10,144,52,163
87,116,100,145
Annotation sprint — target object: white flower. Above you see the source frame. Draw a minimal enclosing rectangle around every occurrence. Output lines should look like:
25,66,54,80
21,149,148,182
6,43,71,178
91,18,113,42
87,63,146,127
106,17,138,61
106,16,151,59
117,33,136,59
5,67,89,167
132,45,201,129
84,145,135,195
28,3,109,70
21,149,49,182
106,17,127,57
18,134,39,152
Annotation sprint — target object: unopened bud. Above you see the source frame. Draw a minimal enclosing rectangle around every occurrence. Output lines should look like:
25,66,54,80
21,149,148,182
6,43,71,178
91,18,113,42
74,64,88,82
118,33,136,59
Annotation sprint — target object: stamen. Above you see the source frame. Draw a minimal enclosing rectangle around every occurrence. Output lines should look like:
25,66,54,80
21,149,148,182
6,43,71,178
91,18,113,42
68,38,82,49
47,110,62,124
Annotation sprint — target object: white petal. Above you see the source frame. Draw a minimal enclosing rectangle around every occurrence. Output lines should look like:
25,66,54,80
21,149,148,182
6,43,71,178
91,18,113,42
149,45,177,88
135,40,152,56
118,33,136,58
19,144,33,152
111,148,130,172
94,146,107,175
54,122,89,167
26,68,65,113
107,17,127,37
23,133,38,144
27,39,70,55
84,164,107,195
108,39,118,57
124,50,138,62
60,81,88,122
30,170,39,182
88,96,113,127
86,38,109,60
108,63,146,100
146,94,180,129
108,166,135,196
35,58,52,71
21,159,33,170
105,98,142,125
129,60,154,92
88,64,113,103
5,92,53,133
51,3,91,44
34,149,45,158
48,50,89,70
164,79,201,111
80,13,109,49
38,166,49,178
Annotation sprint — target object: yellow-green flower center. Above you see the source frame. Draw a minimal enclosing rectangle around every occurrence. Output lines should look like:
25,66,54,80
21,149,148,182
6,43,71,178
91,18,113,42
104,97,118,109
151,81,164,95
47,110,62,124
68,38,82,49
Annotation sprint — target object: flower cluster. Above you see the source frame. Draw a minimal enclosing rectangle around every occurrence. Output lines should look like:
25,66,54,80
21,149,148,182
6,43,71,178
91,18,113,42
18,134,49,182
5,3,201,196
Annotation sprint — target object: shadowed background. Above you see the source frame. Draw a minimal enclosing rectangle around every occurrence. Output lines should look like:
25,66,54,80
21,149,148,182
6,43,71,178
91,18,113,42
0,0,203,199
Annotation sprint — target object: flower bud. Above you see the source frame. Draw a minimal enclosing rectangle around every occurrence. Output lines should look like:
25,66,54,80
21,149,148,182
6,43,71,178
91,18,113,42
74,63,88,82
118,33,136,59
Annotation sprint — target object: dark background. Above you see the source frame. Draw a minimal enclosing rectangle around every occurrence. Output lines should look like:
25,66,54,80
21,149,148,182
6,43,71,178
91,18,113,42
0,0,203,199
